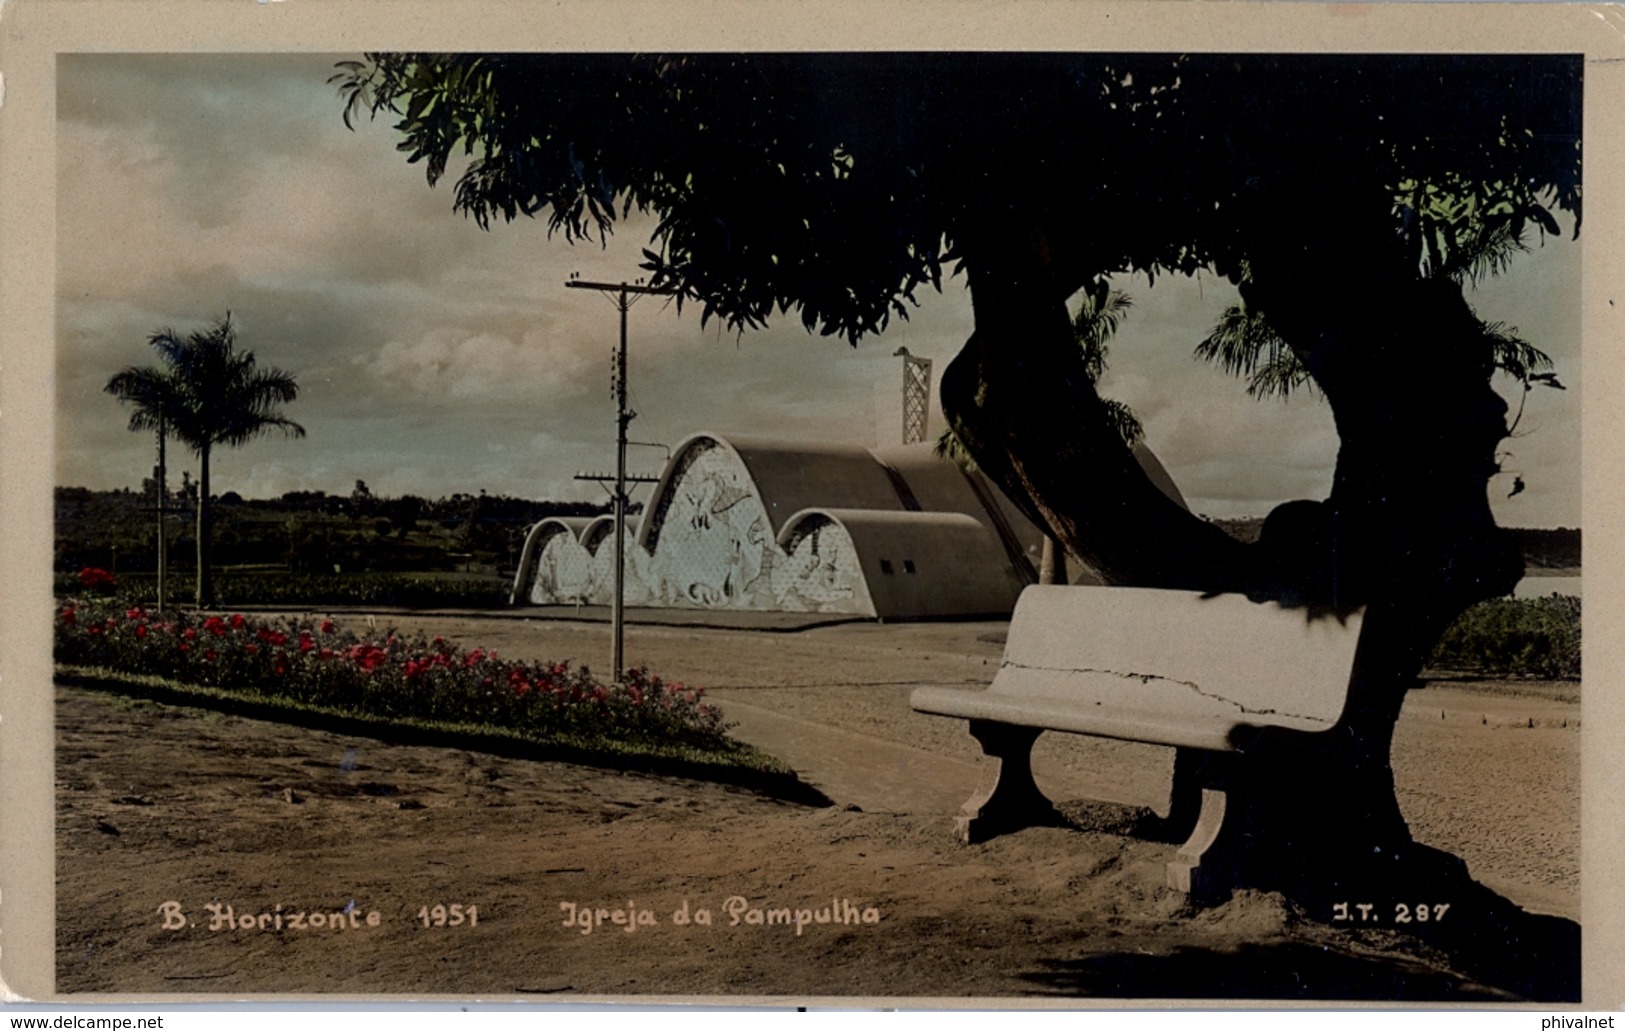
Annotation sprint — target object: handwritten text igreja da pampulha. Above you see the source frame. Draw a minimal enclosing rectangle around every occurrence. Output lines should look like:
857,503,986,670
560,896,882,936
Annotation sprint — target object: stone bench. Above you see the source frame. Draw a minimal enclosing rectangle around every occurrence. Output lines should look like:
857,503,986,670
910,585,1365,898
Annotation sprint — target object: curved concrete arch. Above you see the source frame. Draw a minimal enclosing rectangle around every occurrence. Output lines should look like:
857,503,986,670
639,432,904,553
580,515,618,554
780,507,1022,619
872,443,1038,589
770,509,876,616
510,517,591,604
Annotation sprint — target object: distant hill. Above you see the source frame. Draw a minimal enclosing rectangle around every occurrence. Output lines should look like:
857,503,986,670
1208,516,1579,571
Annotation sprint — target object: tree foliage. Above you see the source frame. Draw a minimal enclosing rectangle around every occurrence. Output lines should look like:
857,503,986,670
136,314,305,456
335,52,1578,342
336,52,1579,607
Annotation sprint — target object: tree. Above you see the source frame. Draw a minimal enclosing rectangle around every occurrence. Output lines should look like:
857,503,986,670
336,52,1580,881
109,314,305,607
105,361,180,609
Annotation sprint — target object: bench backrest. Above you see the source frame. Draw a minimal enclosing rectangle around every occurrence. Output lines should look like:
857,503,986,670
996,586,1365,733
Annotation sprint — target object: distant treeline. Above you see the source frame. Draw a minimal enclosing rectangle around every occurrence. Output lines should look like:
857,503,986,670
54,485,621,576
1208,517,1578,570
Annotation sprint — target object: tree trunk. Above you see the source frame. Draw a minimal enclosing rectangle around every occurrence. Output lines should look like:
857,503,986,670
196,443,213,609
1232,214,1524,860
941,220,1253,593
1242,202,1523,642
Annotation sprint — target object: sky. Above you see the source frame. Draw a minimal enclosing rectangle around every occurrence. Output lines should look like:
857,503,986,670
55,53,1582,527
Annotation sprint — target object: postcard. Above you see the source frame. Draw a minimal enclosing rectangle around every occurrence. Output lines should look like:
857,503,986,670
2,0,1622,1009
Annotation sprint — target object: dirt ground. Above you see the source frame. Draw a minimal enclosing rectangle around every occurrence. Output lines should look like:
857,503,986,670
55,611,1581,1002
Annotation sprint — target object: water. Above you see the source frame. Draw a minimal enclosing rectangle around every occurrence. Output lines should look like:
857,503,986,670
1513,574,1581,599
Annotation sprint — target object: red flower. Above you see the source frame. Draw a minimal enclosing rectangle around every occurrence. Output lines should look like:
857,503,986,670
125,607,148,621
257,628,287,647
183,628,197,641
319,648,333,660
319,619,336,635
203,616,228,637
60,608,77,626
245,643,258,654
87,625,101,636
178,642,188,652
135,625,147,638
346,644,387,672
298,633,315,654
78,567,116,589
231,614,247,630
274,663,287,675
204,649,218,662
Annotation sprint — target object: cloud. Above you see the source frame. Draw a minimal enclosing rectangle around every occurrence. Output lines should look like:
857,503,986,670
351,325,592,405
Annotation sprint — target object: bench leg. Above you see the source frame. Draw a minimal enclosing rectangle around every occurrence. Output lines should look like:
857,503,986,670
1165,787,1239,900
1164,747,1205,833
955,720,1062,844
1164,754,1241,901
1128,745,1207,844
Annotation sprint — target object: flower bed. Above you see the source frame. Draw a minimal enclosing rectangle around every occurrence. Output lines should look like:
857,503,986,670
53,600,769,770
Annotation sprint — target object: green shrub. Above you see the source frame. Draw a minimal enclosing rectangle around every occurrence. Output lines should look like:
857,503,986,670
1428,594,1580,680
53,571,510,610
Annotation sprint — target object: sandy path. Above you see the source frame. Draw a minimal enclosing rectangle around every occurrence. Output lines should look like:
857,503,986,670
372,613,1581,920
54,611,1580,1000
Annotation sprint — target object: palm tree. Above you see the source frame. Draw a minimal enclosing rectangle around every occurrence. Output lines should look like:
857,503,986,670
1195,226,1560,402
107,313,305,608
937,285,1143,584
105,365,182,610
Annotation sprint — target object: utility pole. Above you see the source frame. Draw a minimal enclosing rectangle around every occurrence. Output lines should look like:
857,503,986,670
566,277,677,680
155,418,168,611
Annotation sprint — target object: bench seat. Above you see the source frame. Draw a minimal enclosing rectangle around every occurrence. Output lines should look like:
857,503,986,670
911,688,1303,753
913,586,1362,750
909,585,1366,897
